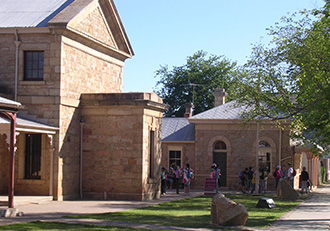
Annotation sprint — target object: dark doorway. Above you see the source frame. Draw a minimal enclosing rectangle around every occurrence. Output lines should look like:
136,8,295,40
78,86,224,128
213,152,227,187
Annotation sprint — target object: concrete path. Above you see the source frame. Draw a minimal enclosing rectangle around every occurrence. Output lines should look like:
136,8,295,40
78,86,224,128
0,190,205,227
268,183,330,231
1,185,330,230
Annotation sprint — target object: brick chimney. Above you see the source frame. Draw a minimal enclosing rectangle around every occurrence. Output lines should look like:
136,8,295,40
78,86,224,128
212,88,227,107
184,103,193,118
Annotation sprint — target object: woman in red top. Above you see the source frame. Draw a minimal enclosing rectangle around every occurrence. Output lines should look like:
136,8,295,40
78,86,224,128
274,166,282,189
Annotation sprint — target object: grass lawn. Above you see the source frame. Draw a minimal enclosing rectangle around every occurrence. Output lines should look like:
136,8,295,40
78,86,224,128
0,194,304,230
0,221,155,231
72,194,303,228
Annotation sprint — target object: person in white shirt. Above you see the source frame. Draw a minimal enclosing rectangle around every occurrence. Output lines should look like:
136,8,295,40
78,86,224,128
287,163,294,188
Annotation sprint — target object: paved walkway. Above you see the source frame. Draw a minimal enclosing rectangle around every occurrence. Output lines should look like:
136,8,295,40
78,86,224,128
0,185,330,230
0,190,205,227
267,183,330,231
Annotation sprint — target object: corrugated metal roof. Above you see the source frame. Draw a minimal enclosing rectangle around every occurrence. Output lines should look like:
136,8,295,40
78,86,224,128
0,0,74,28
0,97,21,107
161,118,195,142
190,100,252,120
0,116,58,131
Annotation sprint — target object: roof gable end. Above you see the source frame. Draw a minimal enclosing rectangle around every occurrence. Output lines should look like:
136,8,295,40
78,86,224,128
49,0,134,57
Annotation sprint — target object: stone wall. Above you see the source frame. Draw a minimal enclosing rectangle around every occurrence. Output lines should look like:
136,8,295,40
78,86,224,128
191,122,291,190
57,23,125,198
80,93,166,201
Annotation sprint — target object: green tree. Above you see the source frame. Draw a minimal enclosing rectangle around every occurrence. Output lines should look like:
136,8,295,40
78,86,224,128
233,1,330,150
155,50,237,117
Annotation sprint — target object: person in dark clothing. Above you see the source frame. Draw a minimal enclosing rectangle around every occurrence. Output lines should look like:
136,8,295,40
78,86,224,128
247,167,254,192
239,168,249,193
301,166,310,193
161,167,166,195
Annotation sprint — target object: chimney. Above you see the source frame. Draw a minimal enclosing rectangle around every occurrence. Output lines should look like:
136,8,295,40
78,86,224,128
212,88,227,106
184,103,193,118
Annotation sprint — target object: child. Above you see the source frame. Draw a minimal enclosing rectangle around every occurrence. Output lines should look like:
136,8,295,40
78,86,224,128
161,167,166,195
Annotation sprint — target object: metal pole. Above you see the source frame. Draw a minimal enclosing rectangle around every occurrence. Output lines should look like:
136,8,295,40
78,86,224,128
8,113,16,208
79,120,85,199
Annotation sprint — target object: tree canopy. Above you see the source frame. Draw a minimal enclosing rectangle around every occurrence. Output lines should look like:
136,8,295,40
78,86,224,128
232,1,330,150
155,50,237,117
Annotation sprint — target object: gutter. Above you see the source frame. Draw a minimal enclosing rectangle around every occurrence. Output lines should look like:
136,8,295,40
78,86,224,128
14,30,21,101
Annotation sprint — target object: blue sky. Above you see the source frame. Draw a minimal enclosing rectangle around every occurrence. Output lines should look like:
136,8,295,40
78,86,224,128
114,0,324,93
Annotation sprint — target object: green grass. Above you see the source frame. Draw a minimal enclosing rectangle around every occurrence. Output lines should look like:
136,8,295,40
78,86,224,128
226,194,302,227
0,194,304,230
72,194,303,228
0,221,153,231
71,197,212,228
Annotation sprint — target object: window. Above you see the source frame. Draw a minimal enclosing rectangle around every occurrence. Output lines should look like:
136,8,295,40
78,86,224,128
25,134,42,179
259,141,271,148
169,150,181,168
214,141,226,150
24,51,44,81
258,141,271,170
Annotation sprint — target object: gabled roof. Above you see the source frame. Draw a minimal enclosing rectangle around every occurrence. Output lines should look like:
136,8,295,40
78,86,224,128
161,118,195,142
189,100,252,120
49,0,134,57
0,0,74,27
0,0,134,58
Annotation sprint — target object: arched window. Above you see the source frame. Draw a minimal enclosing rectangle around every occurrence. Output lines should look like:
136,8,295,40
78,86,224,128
214,141,226,150
259,141,271,148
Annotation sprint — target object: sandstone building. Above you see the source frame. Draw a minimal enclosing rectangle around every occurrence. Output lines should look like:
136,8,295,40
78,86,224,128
161,89,320,190
0,0,167,202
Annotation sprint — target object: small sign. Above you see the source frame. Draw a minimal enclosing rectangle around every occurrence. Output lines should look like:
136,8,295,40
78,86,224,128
204,178,217,195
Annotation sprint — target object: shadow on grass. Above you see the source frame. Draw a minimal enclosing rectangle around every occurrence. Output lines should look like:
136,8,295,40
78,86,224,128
70,195,303,229
0,221,146,231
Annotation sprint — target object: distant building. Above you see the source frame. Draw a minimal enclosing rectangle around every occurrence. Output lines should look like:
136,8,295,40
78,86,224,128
0,0,167,201
161,89,320,190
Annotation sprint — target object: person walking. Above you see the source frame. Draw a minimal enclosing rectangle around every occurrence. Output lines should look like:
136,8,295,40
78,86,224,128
161,167,166,195
239,168,248,193
274,166,281,189
183,163,192,196
216,165,221,188
280,166,286,179
174,165,181,194
247,167,254,192
250,171,256,194
287,163,294,188
301,166,310,193
261,166,270,194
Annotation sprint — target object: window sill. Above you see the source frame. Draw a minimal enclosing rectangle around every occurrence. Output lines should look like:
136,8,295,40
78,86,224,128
20,81,45,85
17,179,46,185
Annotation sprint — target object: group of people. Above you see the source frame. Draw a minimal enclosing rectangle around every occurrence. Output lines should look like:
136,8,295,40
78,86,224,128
239,162,310,194
161,163,194,196
209,163,221,188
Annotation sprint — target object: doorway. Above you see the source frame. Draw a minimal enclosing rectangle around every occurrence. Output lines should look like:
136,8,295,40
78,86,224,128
213,141,227,187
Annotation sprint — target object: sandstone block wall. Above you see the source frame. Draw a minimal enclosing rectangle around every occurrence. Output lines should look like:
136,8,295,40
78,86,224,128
81,93,166,201
188,122,291,190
